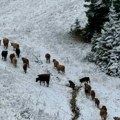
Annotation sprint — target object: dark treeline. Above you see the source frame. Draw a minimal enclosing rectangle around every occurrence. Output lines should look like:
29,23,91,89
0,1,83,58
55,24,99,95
71,0,120,43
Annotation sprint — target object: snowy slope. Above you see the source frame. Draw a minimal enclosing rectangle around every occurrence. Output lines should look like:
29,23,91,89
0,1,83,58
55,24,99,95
0,0,120,120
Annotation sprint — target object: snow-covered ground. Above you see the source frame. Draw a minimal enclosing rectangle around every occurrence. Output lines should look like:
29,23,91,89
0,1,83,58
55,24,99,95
0,0,120,120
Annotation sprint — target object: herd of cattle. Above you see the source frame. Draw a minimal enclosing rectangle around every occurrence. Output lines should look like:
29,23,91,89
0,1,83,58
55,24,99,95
68,76,108,119
1,38,30,73
1,38,109,120
36,53,66,87
80,77,107,120
1,38,66,86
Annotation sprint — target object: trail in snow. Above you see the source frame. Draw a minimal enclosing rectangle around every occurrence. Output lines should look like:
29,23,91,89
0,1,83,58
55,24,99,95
0,0,120,120
70,86,81,120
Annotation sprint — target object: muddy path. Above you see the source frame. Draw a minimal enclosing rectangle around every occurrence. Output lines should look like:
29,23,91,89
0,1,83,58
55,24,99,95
70,86,81,120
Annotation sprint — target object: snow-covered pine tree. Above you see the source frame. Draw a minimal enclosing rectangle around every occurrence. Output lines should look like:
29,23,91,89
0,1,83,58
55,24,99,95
70,18,81,35
84,0,110,41
113,0,120,18
91,3,120,77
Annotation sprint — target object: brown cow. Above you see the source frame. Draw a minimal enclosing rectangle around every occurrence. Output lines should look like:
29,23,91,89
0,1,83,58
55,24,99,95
45,53,51,63
53,59,59,68
95,98,100,108
11,42,19,50
12,57,17,67
90,90,95,100
100,108,107,120
53,59,65,73
22,57,29,68
56,64,65,73
84,83,91,96
23,63,27,73
3,38,9,49
10,53,15,63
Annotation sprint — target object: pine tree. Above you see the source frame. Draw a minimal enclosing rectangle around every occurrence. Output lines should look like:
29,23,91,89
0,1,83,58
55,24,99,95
113,0,120,18
92,4,120,77
70,18,81,35
84,0,111,41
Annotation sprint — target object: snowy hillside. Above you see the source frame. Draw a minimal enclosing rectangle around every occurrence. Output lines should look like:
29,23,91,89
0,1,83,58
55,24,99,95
0,0,120,120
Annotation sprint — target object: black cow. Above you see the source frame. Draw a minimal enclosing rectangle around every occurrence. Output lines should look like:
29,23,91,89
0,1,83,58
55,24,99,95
113,117,120,120
15,47,20,58
79,77,90,84
45,53,51,63
36,74,50,87
69,80,75,90
1,50,8,61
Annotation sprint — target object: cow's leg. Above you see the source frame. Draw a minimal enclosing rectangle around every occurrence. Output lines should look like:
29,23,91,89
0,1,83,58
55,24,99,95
5,57,6,61
47,83,49,87
43,81,45,86
46,81,49,87
40,81,41,85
